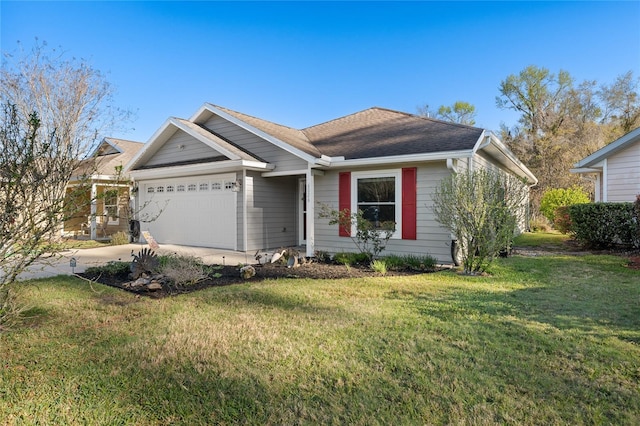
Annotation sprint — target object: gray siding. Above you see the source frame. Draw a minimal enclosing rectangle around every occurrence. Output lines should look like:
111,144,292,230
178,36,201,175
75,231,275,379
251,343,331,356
607,141,640,202
145,129,224,167
244,171,298,251
203,115,308,172
314,163,454,264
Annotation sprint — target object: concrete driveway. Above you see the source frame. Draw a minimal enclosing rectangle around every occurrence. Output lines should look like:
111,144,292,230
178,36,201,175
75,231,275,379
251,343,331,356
12,243,254,281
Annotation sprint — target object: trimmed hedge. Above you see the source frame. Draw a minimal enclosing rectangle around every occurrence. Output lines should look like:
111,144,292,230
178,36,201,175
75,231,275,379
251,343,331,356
568,203,639,248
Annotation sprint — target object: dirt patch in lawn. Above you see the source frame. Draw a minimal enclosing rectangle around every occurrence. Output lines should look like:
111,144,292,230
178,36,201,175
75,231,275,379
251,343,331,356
79,262,428,299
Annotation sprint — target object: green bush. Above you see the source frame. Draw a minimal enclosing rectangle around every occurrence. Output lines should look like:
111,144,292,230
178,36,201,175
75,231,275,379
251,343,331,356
569,203,639,248
553,206,573,234
110,231,130,246
383,254,438,271
333,252,369,266
540,187,590,224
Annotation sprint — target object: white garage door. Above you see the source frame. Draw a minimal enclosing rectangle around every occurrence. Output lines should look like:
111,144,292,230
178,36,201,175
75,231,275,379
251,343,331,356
138,173,237,249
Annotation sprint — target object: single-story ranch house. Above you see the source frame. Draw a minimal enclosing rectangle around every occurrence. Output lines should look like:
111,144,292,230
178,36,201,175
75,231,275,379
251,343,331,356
571,127,640,202
125,104,537,263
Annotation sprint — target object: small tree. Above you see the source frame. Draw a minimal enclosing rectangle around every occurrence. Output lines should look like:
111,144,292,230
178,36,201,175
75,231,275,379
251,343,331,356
318,205,395,261
433,169,528,274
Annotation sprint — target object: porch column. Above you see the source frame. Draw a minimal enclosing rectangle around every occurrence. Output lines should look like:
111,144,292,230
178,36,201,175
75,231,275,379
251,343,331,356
306,167,315,257
90,183,98,240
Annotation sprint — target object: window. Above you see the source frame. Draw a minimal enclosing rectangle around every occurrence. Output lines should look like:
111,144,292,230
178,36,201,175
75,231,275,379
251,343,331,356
339,169,416,240
156,186,164,193
177,184,185,192
199,183,209,191
166,185,174,193
104,189,119,225
147,187,155,193
211,182,221,190
187,184,197,192
351,171,401,238
357,177,396,227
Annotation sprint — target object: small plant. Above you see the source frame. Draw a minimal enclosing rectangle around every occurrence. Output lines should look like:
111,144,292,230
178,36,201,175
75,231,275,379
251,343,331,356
159,254,208,287
314,250,331,264
110,231,130,246
0,287,28,331
319,204,395,260
370,259,387,275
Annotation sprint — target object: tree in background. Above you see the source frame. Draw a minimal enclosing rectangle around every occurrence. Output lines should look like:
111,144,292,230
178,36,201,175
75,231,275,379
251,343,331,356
433,169,528,275
1,40,131,328
417,101,477,125
1,39,134,157
496,65,640,215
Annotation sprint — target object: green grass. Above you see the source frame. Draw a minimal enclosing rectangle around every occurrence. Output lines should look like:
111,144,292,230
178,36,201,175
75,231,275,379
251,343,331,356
1,254,639,424
513,231,571,249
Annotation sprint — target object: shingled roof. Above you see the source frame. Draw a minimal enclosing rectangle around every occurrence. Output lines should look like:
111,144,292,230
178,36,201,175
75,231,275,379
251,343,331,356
212,105,483,160
302,107,483,160
75,138,144,178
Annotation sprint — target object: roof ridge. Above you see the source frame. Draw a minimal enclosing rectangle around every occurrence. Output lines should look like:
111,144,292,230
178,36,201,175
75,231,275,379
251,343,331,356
302,107,382,132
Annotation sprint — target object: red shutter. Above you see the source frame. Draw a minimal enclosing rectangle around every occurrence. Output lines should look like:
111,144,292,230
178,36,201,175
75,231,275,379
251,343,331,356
402,167,417,240
338,172,351,237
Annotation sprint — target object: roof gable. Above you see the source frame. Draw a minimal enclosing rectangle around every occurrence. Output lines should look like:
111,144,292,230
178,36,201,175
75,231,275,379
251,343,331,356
126,117,264,172
574,127,640,168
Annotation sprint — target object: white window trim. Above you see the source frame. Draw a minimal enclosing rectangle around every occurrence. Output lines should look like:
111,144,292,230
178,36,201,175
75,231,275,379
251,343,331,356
104,190,120,225
350,170,402,239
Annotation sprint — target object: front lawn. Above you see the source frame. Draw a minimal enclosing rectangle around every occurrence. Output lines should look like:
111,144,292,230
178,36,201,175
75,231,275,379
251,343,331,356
1,253,639,424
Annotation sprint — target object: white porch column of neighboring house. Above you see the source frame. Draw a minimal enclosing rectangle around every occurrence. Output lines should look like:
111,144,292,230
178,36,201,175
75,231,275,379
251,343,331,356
602,159,608,202
305,166,315,258
90,183,98,240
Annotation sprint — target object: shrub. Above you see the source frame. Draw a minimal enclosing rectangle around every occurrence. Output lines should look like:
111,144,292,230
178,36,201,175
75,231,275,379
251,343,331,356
553,206,573,234
569,203,639,248
159,254,208,287
110,231,130,246
384,254,438,271
319,205,395,260
529,216,551,232
333,252,369,266
433,169,528,274
540,187,590,224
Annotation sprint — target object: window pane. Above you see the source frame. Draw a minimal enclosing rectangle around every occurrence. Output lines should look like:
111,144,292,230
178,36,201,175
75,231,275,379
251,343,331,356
357,177,395,203
358,204,395,227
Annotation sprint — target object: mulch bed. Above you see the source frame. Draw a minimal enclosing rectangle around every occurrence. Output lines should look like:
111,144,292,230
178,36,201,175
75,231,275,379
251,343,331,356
79,262,424,299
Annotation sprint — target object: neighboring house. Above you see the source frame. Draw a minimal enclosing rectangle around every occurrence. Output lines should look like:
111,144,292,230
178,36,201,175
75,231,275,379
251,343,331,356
64,137,144,240
125,104,537,263
572,127,640,202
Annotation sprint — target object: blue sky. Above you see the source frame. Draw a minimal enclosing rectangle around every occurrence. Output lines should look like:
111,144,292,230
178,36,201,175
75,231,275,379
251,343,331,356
2,1,639,143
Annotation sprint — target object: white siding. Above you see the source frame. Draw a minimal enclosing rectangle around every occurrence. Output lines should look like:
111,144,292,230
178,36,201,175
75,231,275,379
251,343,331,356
203,115,308,172
606,140,640,202
244,171,298,251
145,130,225,167
314,163,454,264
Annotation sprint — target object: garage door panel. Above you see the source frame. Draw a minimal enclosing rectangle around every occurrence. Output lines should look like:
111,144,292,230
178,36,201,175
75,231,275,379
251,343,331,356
139,174,237,249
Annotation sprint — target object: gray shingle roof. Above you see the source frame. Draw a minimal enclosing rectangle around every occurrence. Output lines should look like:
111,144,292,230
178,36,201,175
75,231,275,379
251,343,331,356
211,105,483,160
302,107,483,160
213,105,323,158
